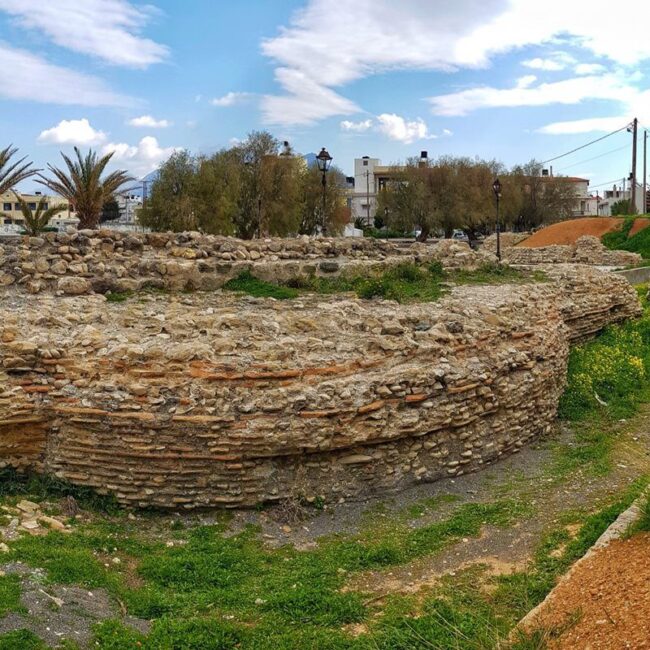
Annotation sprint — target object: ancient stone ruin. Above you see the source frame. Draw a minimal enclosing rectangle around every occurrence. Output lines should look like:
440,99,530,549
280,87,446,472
0,234,642,508
503,235,642,267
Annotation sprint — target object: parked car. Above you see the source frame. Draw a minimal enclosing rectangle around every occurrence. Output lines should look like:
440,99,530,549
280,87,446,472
451,229,469,243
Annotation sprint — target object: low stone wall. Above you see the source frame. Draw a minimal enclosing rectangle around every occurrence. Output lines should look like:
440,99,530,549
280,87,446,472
0,231,496,296
505,235,642,267
0,264,640,508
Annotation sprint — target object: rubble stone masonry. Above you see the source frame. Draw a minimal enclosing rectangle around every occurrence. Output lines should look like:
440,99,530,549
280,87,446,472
0,234,642,508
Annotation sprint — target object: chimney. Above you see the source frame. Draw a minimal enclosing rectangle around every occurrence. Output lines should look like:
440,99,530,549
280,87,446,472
418,151,428,168
542,169,549,177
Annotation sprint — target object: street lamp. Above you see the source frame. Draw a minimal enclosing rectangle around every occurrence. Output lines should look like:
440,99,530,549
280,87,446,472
316,147,333,235
492,178,502,261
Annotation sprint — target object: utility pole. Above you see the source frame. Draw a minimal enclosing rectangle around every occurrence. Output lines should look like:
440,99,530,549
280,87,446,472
641,129,648,214
631,117,638,213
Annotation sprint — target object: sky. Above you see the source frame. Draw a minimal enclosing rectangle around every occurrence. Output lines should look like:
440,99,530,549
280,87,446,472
2,0,650,193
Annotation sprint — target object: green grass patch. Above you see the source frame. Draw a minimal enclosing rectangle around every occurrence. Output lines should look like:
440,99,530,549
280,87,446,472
225,262,537,305
223,270,299,300
105,291,133,303
602,216,650,258
0,574,23,617
558,306,650,423
3,497,529,649
0,630,49,650
601,216,635,250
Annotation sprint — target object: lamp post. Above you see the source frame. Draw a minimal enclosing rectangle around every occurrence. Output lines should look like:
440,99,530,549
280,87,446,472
316,147,332,235
492,178,502,261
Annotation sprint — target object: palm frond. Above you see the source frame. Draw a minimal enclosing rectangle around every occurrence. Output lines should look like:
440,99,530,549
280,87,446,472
0,145,38,195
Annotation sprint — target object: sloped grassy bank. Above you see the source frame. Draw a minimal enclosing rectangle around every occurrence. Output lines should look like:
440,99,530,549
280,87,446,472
0,288,649,649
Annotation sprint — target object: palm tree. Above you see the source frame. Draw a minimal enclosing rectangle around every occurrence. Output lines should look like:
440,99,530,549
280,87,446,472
0,145,36,195
11,193,66,236
37,147,134,229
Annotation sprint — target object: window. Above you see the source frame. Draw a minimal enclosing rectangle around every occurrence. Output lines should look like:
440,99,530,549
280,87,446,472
28,202,37,210
42,203,48,210
363,159,368,166
2,203,11,211
14,203,20,210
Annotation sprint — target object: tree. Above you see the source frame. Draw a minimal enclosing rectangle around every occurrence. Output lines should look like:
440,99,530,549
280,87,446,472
11,193,65,236
298,164,349,236
37,147,133,229
377,157,496,241
508,161,578,230
0,145,36,195
139,150,198,232
100,198,121,223
610,199,634,216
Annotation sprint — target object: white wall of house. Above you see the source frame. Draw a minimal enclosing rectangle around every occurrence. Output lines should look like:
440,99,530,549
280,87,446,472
350,157,380,225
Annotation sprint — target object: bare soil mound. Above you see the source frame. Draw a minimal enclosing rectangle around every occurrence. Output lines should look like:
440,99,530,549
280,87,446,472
518,218,621,248
628,217,650,237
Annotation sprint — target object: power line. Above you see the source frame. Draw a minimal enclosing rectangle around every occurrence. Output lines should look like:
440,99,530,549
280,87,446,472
541,123,630,165
555,143,630,173
588,177,627,190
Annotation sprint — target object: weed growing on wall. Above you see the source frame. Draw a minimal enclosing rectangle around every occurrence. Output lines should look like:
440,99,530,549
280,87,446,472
559,289,650,421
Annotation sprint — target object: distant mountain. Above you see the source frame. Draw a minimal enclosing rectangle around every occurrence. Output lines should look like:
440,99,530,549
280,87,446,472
303,152,317,168
128,170,160,197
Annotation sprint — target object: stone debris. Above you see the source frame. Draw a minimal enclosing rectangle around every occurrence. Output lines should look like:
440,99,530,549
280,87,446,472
0,251,640,508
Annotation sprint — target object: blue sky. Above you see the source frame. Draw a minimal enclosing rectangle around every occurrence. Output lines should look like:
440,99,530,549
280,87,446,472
2,0,650,194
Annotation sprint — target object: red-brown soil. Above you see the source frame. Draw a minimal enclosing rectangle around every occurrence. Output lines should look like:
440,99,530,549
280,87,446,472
525,533,650,649
628,218,650,237
518,218,621,248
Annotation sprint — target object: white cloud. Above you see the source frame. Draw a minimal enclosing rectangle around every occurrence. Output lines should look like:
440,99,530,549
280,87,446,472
516,75,537,88
0,44,133,106
340,119,373,132
261,68,359,126
38,118,107,145
340,115,446,142
538,116,627,134
261,0,650,125
211,92,252,107
428,74,634,116
537,85,650,134
0,0,167,68
522,58,565,71
376,114,435,144
522,53,575,71
128,115,171,128
574,62,606,75
102,136,179,177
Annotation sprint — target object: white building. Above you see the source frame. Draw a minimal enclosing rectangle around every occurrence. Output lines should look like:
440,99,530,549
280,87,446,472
116,193,142,224
348,156,380,226
597,182,649,216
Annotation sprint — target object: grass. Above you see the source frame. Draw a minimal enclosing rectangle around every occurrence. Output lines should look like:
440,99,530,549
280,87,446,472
223,262,540,304
0,477,639,649
602,215,650,258
0,574,23,617
559,286,650,423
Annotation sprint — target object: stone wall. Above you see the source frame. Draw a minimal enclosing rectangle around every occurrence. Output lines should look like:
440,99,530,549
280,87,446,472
505,236,642,267
0,262,641,508
0,231,496,297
